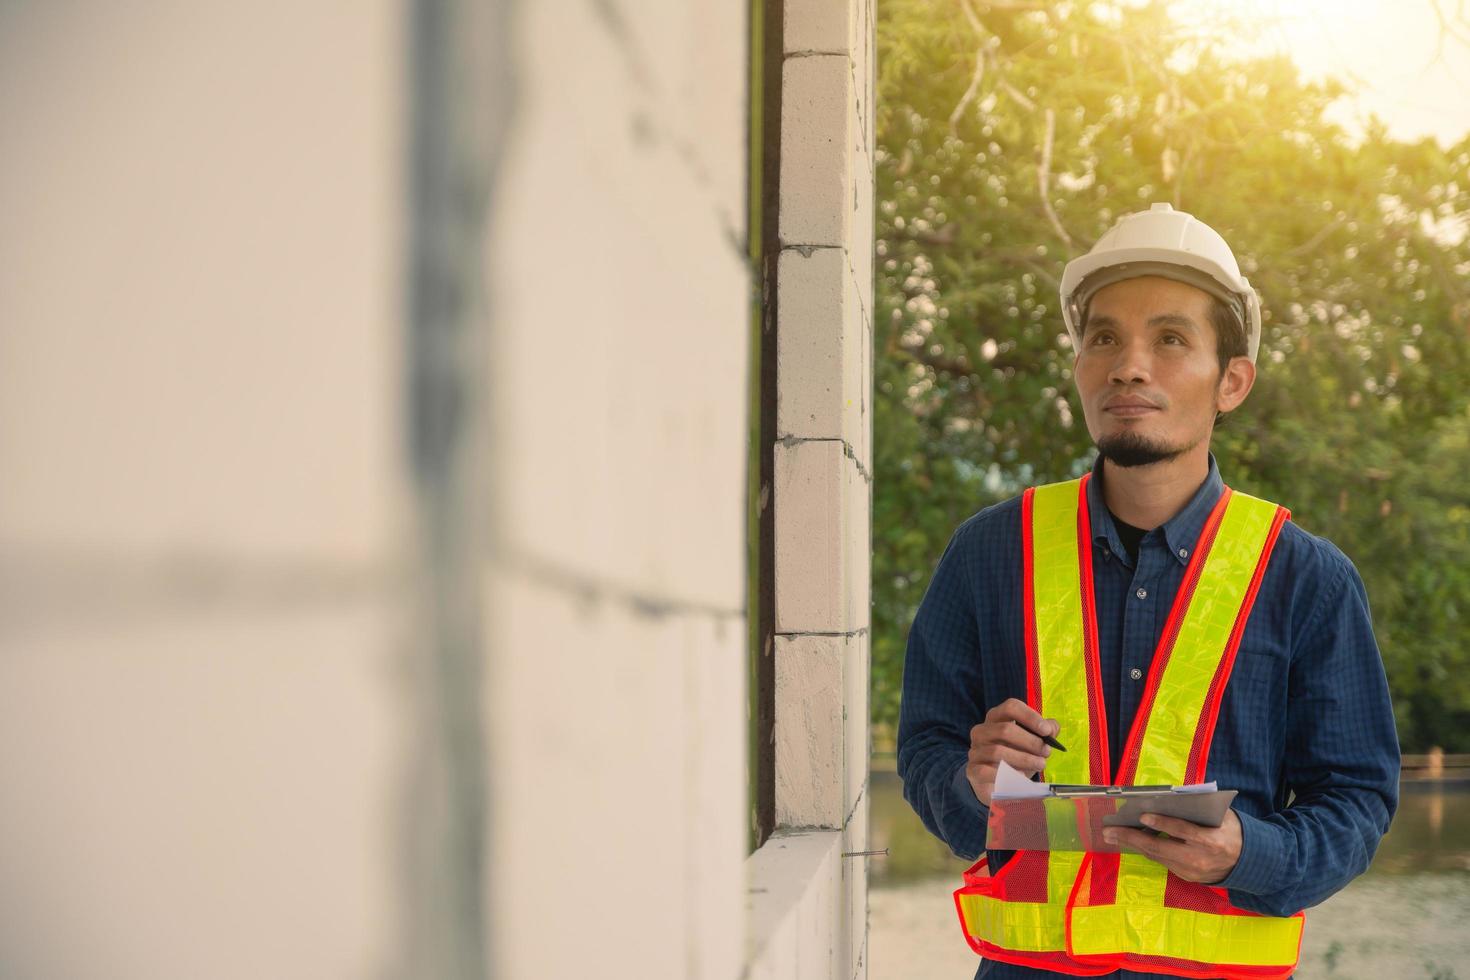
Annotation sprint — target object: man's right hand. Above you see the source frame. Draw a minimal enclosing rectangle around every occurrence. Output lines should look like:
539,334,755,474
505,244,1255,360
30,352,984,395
965,698,1059,807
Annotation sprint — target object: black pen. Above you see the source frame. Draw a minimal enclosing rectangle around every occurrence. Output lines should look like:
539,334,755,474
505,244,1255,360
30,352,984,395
1020,722,1067,752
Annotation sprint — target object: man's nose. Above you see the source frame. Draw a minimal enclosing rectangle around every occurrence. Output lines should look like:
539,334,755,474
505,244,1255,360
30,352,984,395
1107,338,1152,385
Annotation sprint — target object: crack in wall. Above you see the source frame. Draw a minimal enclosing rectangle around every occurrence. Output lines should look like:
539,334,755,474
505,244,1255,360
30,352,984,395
782,242,842,257
776,627,870,638
849,60,871,161
0,555,398,638
777,434,873,485
843,778,867,828
588,0,656,93
845,249,874,427
490,545,745,623
590,0,746,279
845,251,870,327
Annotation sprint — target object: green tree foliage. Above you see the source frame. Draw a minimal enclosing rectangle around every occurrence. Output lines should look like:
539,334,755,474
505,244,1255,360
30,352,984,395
874,0,1470,752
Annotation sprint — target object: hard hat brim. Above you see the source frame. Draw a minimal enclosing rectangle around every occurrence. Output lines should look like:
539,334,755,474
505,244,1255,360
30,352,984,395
1060,248,1262,364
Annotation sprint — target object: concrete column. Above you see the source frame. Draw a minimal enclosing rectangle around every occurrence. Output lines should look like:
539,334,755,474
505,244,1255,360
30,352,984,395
755,0,876,975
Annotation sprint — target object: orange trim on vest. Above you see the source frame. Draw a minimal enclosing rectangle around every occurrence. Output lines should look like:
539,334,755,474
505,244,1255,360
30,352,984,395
1073,475,1110,784
1021,487,1042,714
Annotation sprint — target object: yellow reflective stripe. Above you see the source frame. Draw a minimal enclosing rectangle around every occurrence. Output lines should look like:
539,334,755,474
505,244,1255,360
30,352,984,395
958,892,1066,952
1115,852,1167,907
1132,492,1278,785
956,851,1085,952
1030,480,1091,785
1049,850,1085,905
1068,904,1303,966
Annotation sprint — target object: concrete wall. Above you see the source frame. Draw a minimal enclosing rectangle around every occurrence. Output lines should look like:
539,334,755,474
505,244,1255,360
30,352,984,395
0,4,411,978
0,1,874,977
482,0,752,977
746,0,877,976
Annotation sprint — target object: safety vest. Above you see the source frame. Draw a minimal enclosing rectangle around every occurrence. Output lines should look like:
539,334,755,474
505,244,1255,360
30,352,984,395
953,474,1304,980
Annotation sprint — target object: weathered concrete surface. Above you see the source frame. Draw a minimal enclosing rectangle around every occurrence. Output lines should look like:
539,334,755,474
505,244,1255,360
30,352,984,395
0,5,409,977
483,1,752,977
758,0,875,975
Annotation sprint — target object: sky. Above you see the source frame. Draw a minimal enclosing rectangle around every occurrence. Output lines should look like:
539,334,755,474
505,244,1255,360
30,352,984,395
1168,0,1470,148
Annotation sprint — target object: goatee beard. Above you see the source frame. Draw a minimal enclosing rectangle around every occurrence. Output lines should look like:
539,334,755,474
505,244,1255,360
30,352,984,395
1096,430,1188,468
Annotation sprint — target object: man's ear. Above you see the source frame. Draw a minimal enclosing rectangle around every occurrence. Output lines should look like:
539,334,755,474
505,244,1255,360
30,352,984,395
1216,357,1256,413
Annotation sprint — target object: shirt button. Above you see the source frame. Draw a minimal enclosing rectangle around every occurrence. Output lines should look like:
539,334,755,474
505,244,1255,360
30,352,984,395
1178,548,1189,558
1130,667,1143,681
1135,587,1148,599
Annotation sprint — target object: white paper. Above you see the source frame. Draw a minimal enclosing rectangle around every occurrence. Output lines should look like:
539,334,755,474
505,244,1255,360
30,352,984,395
993,759,1052,799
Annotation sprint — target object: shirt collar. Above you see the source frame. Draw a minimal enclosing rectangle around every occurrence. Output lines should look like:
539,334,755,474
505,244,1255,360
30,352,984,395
1086,452,1226,567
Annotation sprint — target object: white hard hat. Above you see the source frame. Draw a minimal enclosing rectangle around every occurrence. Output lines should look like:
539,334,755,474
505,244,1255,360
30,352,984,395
1059,202,1262,364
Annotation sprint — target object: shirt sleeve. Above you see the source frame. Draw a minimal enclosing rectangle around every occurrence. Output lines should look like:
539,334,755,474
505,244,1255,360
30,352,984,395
895,519,992,862
1216,548,1401,916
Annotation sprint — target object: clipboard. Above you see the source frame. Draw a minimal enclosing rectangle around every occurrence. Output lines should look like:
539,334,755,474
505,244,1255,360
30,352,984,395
984,760,1238,853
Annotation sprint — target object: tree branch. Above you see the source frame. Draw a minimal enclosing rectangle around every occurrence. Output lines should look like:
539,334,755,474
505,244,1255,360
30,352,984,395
949,16,988,136
1282,216,1346,258
1001,77,1037,112
949,62,987,131
958,0,984,35
1039,107,1075,250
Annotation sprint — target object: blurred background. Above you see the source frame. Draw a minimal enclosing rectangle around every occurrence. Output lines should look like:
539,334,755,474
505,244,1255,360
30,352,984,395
868,1,1470,978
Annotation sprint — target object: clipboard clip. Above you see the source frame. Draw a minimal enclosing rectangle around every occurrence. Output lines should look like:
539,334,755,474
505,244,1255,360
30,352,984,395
1050,784,1175,798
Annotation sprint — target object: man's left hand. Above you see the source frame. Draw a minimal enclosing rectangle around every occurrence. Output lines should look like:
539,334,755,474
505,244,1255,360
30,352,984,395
1102,809,1243,885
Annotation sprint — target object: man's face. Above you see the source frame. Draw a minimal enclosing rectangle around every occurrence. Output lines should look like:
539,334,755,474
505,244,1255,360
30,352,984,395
1073,275,1247,468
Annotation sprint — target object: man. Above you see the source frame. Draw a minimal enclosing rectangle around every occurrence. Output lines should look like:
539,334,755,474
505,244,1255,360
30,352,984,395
895,203,1399,980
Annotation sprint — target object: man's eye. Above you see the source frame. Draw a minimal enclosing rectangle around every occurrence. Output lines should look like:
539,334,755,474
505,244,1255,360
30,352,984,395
1090,334,1114,345
1161,334,1185,345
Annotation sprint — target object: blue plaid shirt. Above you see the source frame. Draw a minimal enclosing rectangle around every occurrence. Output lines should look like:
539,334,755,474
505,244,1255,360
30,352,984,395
896,453,1400,980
